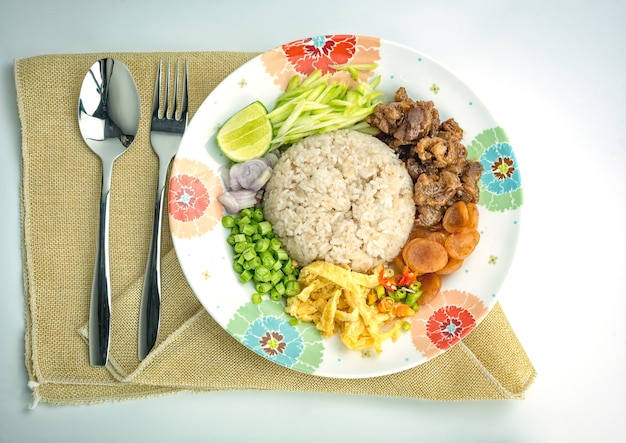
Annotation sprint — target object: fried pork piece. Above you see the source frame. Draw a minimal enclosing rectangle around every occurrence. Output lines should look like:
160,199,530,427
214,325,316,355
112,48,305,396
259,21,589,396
367,87,440,151
366,87,484,228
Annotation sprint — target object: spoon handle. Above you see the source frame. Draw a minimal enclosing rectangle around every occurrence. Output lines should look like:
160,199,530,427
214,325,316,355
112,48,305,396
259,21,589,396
89,162,113,366
138,181,166,360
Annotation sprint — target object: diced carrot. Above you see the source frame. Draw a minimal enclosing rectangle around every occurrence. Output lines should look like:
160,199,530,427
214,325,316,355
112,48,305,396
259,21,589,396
394,303,415,318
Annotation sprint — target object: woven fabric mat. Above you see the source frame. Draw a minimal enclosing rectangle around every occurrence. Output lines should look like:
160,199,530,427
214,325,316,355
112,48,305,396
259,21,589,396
15,51,536,407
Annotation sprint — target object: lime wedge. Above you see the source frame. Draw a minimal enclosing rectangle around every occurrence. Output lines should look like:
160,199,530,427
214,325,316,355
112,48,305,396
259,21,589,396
216,101,273,162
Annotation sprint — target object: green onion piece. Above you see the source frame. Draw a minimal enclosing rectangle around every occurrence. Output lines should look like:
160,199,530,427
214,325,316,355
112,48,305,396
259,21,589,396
285,281,301,297
254,266,271,282
255,281,272,294
233,242,248,254
247,256,262,270
239,269,253,283
251,293,262,304
221,215,236,228
232,233,247,244
275,248,289,262
270,290,282,301
282,259,295,275
270,238,282,251
260,251,275,268
283,274,297,283
239,208,253,218
252,207,264,222
242,247,257,262
274,281,286,295
272,259,283,271
232,262,244,274
258,221,272,236
270,270,284,285
255,238,270,252
240,223,256,236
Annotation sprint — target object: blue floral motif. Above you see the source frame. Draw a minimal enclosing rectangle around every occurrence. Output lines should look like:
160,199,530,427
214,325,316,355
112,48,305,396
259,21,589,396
479,142,522,195
242,315,304,367
227,299,324,373
467,128,523,212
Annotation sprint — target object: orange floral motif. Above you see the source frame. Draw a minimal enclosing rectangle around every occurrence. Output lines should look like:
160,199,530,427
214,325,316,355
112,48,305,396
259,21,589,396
410,290,488,359
261,34,381,89
168,158,223,239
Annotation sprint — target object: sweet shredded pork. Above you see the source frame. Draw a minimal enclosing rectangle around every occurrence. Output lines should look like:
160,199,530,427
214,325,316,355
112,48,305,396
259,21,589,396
366,87,483,228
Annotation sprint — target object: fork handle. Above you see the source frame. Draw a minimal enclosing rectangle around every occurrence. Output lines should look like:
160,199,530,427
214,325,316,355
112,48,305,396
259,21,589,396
138,172,168,360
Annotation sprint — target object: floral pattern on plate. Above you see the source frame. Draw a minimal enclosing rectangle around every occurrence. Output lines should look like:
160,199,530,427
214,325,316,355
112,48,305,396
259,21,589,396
467,127,523,212
227,299,325,373
169,158,223,239
260,34,381,88
169,35,522,378
410,290,488,359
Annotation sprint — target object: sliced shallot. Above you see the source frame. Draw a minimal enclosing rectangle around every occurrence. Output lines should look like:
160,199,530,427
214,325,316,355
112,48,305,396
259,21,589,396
218,189,259,214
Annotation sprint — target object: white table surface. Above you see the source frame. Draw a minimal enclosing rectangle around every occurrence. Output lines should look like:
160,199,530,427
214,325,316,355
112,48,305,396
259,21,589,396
1,1,625,442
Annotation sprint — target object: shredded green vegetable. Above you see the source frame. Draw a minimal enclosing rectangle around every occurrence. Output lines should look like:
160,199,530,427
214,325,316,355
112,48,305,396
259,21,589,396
267,65,382,149
222,207,301,302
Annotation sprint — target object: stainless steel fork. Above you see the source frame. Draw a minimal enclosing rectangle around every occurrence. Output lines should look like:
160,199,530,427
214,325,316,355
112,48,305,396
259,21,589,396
138,59,188,360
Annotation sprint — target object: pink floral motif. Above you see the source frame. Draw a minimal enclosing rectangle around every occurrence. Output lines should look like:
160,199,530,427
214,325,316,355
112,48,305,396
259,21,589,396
410,290,488,359
261,34,381,89
168,158,223,239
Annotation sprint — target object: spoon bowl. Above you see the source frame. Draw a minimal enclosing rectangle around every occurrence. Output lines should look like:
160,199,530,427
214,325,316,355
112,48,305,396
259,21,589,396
78,58,140,366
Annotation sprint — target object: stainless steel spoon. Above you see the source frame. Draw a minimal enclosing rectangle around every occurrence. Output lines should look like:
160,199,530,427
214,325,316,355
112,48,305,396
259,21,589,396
78,58,140,366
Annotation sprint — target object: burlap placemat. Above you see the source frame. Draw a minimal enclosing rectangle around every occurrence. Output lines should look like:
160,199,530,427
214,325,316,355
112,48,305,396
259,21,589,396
15,51,535,407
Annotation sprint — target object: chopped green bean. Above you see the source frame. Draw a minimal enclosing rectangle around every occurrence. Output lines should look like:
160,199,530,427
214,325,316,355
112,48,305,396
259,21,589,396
221,215,236,228
258,221,272,235
221,206,301,301
251,293,262,304
239,269,253,283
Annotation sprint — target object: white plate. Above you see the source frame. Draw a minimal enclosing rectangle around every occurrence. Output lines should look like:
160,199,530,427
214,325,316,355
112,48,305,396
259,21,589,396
168,35,523,378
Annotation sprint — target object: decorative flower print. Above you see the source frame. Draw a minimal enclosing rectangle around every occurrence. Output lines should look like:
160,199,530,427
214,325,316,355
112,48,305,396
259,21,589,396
168,158,223,239
467,127,523,212
426,305,476,350
243,315,302,367
410,290,488,359
492,156,515,181
259,330,287,356
283,35,356,74
227,299,324,373
261,34,381,89
480,143,521,195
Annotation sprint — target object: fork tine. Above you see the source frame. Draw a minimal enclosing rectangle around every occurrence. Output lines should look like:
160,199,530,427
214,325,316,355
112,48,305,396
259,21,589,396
164,59,172,119
152,59,162,119
172,60,179,120
180,61,188,124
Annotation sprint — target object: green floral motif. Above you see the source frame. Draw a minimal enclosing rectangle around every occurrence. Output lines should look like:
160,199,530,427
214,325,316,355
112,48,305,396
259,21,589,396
467,127,523,212
227,299,324,373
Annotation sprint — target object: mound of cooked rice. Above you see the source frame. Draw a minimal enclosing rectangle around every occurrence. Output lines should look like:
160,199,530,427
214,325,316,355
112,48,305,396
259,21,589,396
262,129,416,273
